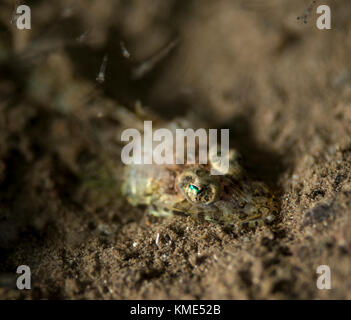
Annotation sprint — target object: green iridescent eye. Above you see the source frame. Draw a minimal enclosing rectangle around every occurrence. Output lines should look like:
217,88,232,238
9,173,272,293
189,184,200,194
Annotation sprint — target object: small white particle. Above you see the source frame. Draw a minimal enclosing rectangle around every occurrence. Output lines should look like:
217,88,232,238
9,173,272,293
155,233,160,248
120,41,131,59
96,54,108,84
77,30,90,43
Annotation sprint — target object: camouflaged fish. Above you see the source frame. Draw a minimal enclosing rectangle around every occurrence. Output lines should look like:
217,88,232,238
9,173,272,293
120,108,279,229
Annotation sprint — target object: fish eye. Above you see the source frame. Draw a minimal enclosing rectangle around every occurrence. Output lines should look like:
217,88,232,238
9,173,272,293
177,168,218,205
189,184,200,194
